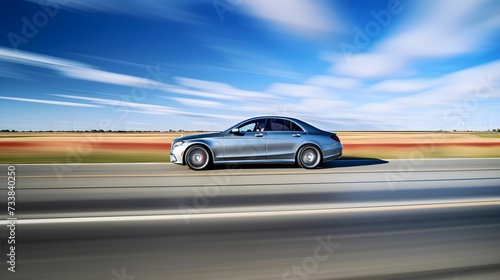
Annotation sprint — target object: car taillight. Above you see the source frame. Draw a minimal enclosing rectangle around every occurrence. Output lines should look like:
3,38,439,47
331,135,341,142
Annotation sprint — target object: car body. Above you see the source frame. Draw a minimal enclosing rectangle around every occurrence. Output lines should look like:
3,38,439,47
170,116,342,170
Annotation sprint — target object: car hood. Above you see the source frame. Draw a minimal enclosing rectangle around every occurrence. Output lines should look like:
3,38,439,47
174,132,223,142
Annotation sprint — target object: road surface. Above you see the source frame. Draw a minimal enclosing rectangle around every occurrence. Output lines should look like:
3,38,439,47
0,158,499,279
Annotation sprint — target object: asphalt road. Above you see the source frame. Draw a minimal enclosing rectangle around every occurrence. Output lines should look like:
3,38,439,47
0,158,500,279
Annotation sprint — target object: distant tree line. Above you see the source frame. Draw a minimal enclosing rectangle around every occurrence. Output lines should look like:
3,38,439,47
2,129,499,133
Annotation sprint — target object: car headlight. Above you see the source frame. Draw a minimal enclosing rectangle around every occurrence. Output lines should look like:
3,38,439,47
172,140,184,148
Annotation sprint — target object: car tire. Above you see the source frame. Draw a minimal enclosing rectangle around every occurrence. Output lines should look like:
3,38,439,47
297,145,321,169
185,145,211,170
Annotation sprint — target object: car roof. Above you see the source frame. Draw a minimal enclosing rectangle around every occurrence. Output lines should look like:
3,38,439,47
247,115,301,121
228,116,324,133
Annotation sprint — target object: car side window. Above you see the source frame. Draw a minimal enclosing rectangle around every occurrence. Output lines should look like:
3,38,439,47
269,119,281,131
269,119,303,131
238,119,267,132
238,121,256,132
255,119,267,131
290,121,304,132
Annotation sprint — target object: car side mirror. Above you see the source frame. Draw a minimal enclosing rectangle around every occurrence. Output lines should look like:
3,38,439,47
230,128,239,133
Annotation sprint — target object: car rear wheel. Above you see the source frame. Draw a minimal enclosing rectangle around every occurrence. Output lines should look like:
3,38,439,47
185,145,211,170
297,145,321,169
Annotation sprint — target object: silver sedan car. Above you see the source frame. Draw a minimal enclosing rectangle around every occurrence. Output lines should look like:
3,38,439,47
170,116,342,170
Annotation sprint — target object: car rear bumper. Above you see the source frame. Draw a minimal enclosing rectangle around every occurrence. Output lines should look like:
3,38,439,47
322,144,343,162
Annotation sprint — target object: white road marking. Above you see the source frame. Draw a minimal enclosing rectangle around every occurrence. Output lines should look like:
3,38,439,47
1,167,499,179
3,200,499,225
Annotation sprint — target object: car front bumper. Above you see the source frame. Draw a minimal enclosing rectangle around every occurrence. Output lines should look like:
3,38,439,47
170,145,187,165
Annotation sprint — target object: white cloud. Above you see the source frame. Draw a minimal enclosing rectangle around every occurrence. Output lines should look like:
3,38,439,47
61,67,164,89
378,0,500,59
354,59,500,129
305,75,361,89
175,77,279,101
243,0,341,36
332,0,500,78
0,47,293,110
0,96,103,108
162,85,239,101
0,47,277,103
53,94,178,113
369,78,439,93
171,97,225,109
54,94,243,121
266,83,328,99
255,59,499,130
331,52,407,78
0,46,88,69
0,47,164,89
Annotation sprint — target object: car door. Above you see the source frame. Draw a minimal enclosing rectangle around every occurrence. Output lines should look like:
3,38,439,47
266,119,306,160
223,118,268,161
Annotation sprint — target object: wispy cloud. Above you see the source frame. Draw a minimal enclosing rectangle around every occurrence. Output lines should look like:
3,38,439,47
332,0,500,78
0,46,88,69
31,0,205,24
175,77,279,101
61,67,164,89
0,62,31,80
171,97,225,109
0,47,162,88
0,96,103,108
369,78,439,93
266,83,328,99
53,94,178,113
243,0,342,36
378,0,500,59
0,47,280,104
355,59,500,129
54,94,243,121
332,52,407,78
305,75,361,89
250,59,499,130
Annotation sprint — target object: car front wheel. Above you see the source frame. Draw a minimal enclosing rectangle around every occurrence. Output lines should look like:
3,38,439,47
297,145,321,169
185,145,211,170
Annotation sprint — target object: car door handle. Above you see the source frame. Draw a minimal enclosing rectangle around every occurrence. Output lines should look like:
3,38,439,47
255,133,264,137
292,134,301,137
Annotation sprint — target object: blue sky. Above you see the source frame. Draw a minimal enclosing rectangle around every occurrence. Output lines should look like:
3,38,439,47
0,0,499,131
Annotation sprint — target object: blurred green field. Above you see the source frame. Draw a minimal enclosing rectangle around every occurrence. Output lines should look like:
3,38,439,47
1,132,499,163
477,134,500,138
0,153,170,164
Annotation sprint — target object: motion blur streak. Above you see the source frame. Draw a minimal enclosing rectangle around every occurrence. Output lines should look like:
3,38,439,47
1,158,499,279
2,200,500,225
